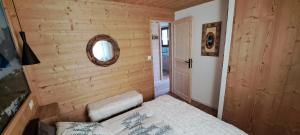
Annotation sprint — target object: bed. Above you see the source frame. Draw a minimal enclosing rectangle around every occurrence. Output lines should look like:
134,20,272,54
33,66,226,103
56,93,247,135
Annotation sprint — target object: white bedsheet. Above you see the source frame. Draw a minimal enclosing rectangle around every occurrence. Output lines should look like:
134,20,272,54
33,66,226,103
100,95,247,135
57,95,247,135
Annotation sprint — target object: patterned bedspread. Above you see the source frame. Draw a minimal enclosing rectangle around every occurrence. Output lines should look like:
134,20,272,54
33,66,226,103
56,95,247,135
56,110,173,135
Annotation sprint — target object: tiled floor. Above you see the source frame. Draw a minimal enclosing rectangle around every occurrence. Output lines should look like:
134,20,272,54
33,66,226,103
154,77,170,97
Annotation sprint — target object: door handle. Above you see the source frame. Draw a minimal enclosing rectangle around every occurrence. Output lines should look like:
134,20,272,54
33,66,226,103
184,59,192,68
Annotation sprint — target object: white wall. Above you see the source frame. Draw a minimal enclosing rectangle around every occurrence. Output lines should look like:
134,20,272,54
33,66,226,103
175,0,228,109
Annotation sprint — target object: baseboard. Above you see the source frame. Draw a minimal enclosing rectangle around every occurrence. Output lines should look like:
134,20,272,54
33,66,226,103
191,98,218,110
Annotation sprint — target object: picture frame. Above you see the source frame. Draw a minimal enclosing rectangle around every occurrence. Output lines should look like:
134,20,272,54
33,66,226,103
201,22,222,56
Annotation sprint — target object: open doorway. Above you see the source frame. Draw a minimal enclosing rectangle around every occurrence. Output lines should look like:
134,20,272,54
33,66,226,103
151,21,171,97
160,22,170,80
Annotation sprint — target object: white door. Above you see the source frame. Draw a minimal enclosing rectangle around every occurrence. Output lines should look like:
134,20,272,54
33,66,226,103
172,17,192,102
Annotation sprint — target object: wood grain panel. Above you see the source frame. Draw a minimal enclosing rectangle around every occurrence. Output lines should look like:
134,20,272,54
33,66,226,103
223,0,300,134
4,0,173,121
105,0,212,11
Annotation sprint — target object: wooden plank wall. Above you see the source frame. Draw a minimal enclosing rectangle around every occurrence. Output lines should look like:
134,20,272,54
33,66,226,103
223,0,300,135
4,0,173,121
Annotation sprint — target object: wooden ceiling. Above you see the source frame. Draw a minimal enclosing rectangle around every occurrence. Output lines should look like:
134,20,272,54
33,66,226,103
105,0,212,11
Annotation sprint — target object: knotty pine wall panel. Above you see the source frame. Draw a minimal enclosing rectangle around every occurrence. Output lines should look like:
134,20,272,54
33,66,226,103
4,0,173,120
223,0,300,134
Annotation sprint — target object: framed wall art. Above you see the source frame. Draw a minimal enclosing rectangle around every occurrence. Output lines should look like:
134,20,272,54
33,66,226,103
201,22,221,57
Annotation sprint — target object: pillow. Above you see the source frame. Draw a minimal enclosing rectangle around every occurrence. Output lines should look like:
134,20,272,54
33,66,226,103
56,122,112,135
87,91,143,122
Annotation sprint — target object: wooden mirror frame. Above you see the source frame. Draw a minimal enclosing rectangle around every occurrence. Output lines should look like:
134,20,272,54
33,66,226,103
86,34,120,67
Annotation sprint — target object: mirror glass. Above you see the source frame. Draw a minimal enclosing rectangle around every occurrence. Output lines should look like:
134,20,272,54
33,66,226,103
206,32,215,49
92,40,114,62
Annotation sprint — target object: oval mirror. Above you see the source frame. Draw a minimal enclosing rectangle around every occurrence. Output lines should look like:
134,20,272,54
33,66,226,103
86,35,120,67
206,32,215,49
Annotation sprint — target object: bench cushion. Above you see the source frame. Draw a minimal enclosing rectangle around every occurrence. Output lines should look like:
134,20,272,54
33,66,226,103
87,91,143,122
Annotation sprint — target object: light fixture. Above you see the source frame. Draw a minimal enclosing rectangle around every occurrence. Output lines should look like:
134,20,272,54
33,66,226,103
12,0,40,65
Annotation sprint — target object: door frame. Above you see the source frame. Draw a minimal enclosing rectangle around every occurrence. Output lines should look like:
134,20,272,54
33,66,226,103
217,0,236,119
150,20,172,97
171,16,193,103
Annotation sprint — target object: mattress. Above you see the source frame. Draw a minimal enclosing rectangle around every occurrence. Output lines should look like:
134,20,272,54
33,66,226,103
57,95,247,135
100,95,247,135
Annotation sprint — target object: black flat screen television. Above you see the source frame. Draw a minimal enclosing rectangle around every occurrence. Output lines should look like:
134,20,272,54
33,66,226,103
0,1,30,133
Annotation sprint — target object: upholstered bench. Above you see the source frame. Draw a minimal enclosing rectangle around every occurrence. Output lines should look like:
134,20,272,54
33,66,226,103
87,90,143,122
